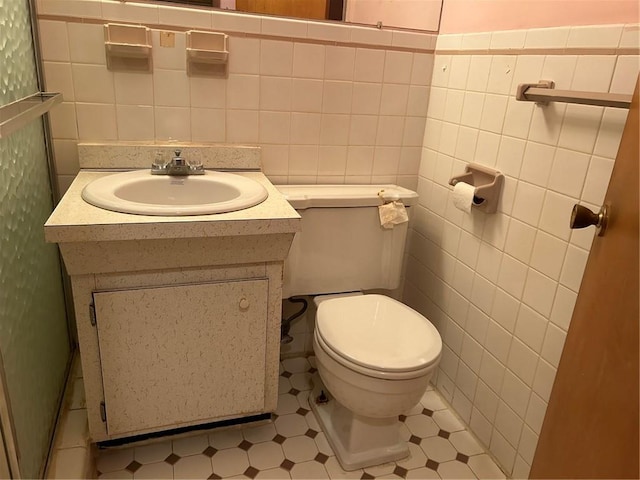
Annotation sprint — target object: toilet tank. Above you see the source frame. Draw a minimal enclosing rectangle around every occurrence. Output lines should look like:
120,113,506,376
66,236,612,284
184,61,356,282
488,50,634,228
277,185,418,299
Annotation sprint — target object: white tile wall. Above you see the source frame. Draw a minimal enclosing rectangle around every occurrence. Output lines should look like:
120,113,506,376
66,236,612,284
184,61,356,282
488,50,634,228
38,6,637,475
39,4,435,195
405,24,638,478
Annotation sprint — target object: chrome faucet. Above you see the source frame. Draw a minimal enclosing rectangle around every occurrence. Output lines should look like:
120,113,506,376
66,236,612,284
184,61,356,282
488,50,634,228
151,149,205,176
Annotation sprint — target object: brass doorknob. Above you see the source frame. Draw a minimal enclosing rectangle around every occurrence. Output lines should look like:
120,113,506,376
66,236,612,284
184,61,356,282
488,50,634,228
570,204,608,236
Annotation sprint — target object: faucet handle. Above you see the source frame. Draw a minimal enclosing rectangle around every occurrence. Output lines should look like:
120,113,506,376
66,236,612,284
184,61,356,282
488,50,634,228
151,150,168,171
174,149,182,157
188,151,203,170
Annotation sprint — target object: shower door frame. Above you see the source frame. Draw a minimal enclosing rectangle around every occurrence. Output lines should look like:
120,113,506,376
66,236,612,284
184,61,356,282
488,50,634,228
26,0,79,474
0,355,20,478
27,0,78,349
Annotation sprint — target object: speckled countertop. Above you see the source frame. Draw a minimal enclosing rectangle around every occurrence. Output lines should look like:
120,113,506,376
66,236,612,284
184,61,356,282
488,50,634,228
45,171,301,244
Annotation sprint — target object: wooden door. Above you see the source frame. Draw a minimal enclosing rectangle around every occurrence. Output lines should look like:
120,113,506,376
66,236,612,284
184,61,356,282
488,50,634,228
530,79,639,477
235,0,328,19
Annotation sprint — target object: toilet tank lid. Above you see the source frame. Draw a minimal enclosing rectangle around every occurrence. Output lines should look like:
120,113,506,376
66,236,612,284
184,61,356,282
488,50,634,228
276,184,418,210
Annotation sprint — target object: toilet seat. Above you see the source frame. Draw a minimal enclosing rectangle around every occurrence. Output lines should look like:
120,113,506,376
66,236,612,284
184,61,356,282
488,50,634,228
316,294,442,380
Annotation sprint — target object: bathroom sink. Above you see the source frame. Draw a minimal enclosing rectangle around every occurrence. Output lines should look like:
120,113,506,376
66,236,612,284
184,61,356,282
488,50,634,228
81,170,268,216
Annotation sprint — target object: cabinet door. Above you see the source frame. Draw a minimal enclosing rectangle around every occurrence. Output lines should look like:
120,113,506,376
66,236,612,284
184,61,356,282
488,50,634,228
93,279,268,437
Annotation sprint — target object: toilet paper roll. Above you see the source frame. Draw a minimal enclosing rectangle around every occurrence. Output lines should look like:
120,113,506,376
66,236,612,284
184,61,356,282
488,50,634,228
452,181,476,214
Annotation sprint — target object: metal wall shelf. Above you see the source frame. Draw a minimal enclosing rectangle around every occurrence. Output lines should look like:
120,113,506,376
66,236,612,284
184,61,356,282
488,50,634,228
0,92,62,139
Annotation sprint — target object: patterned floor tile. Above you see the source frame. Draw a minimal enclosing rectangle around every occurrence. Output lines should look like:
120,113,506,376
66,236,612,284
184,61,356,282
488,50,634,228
403,402,424,416
209,428,244,450
438,459,476,479
247,441,285,470
278,376,292,393
420,390,449,411
99,470,133,479
304,410,321,431
96,355,504,480
133,461,173,479
274,413,309,437
282,357,311,373
125,460,142,473
172,454,213,479
404,414,439,438
323,456,363,479
238,440,253,451
396,443,427,470
242,423,277,444
254,467,292,479
211,448,250,477
134,440,173,464
296,390,311,409
448,430,485,456
432,410,466,433
421,436,458,463
467,454,507,479
289,460,329,479
282,435,320,463
313,431,333,457
399,423,412,441
289,372,313,391
172,434,209,457
363,461,397,477
97,448,135,474
407,466,440,479
276,393,302,415
203,446,217,458
245,465,260,477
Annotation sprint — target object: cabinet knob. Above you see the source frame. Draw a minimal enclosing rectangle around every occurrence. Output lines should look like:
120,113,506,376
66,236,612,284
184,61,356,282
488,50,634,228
239,297,250,309
570,204,608,236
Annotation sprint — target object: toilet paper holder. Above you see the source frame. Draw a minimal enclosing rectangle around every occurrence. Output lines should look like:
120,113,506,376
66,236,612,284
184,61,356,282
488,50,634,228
449,163,504,213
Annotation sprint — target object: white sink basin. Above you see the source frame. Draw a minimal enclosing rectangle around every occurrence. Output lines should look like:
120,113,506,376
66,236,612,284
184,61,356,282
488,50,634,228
81,170,268,216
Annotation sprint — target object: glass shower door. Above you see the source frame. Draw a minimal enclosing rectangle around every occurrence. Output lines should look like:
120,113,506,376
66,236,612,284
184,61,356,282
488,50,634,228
0,0,71,477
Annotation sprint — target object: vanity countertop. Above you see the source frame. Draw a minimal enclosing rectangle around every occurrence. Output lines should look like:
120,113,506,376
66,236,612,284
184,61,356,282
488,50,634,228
45,170,301,243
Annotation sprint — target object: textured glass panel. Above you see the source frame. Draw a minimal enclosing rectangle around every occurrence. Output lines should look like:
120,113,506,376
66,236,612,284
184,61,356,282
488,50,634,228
0,0,38,103
0,0,70,478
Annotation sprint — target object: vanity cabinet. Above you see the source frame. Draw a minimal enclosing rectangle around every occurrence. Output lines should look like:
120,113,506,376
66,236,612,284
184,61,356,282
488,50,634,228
44,150,300,444
45,178,300,443
58,237,297,444
63,248,293,443
93,279,268,437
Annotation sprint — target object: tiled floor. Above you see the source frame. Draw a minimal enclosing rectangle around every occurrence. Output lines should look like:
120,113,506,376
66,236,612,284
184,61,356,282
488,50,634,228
97,357,506,479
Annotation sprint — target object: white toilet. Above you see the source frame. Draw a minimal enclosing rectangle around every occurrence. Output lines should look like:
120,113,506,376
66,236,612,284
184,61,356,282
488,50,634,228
278,185,443,471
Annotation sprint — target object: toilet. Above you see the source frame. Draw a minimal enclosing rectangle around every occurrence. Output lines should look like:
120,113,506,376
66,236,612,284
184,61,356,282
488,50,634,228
277,185,443,471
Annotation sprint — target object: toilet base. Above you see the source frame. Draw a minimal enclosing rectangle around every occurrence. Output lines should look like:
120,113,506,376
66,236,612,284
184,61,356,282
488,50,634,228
310,377,409,471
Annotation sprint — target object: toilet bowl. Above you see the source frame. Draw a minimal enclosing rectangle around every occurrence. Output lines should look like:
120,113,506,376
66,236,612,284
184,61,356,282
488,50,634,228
310,293,442,470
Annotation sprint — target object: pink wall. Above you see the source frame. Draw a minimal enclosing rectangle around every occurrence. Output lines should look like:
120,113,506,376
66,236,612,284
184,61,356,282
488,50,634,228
440,0,640,33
